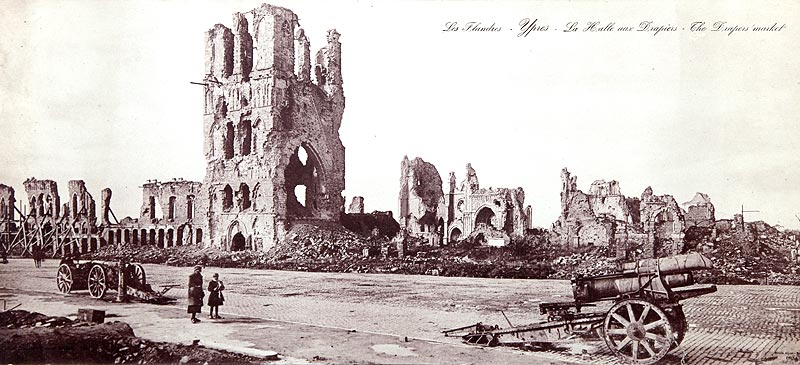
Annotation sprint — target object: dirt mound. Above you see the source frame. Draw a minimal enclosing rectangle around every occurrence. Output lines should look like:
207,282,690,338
0,310,269,364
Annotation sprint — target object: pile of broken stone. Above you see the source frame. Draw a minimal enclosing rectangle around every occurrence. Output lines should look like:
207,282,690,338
0,310,266,364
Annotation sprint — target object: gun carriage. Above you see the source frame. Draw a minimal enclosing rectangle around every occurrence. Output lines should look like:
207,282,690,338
55,259,177,303
444,253,717,364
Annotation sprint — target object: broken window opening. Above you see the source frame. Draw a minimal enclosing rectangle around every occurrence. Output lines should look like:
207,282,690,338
450,228,462,243
148,196,156,220
196,228,203,244
30,197,37,216
72,194,79,218
285,143,323,218
295,186,306,207
168,196,176,220
187,195,195,220
240,183,251,210
223,185,233,211
0,198,5,219
224,122,235,159
240,120,252,156
38,193,45,216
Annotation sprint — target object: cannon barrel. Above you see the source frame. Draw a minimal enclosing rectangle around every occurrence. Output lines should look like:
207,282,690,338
573,272,694,303
619,253,714,274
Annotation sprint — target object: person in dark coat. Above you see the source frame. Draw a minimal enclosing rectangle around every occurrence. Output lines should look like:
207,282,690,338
187,265,204,323
31,244,43,268
207,273,225,319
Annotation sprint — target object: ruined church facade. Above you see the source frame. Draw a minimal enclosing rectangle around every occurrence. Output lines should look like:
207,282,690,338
398,158,531,246
201,4,346,251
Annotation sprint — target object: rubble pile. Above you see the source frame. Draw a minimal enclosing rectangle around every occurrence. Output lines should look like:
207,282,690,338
268,221,376,262
692,221,799,285
548,247,619,279
87,219,799,285
0,310,266,364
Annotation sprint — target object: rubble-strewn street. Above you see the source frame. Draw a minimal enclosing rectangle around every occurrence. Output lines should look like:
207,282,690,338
1,259,799,364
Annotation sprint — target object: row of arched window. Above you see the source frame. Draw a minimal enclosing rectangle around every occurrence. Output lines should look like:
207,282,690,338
148,195,195,221
223,120,253,160
222,183,253,212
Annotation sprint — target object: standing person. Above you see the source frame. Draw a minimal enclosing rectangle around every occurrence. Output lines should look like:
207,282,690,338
207,273,225,319
31,244,42,268
187,265,204,323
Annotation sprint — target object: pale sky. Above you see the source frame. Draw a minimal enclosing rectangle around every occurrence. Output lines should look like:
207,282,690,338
1,0,799,229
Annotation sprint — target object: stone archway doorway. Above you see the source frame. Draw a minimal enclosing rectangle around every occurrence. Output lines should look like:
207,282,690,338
231,232,246,251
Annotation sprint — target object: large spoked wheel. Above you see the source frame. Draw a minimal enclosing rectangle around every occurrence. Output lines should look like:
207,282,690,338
132,264,146,286
603,299,674,364
88,264,108,299
56,264,74,294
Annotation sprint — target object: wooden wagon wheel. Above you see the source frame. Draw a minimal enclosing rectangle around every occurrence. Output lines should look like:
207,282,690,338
132,264,147,286
56,264,74,294
602,299,674,364
88,264,108,299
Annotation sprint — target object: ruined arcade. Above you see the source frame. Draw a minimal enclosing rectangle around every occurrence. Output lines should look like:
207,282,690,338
201,4,346,251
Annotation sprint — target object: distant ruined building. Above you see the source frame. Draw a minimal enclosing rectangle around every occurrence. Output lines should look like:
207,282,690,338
553,167,714,259
398,157,531,247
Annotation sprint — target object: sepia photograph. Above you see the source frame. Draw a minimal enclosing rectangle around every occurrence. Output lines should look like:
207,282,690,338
1,0,798,363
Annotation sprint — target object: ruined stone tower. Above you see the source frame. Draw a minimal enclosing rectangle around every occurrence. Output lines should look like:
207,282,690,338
202,4,345,251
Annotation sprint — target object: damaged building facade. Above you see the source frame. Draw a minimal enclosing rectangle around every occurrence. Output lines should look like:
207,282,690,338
201,4,345,251
0,4,345,255
553,167,711,258
398,157,531,246
0,177,208,256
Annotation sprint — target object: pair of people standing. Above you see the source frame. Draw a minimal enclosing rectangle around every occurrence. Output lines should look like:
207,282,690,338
187,266,225,323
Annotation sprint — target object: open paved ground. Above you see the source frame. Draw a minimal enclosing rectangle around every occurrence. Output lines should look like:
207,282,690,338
1,258,799,364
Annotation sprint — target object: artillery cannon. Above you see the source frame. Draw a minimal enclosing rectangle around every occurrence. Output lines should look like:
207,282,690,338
55,258,177,304
444,253,717,364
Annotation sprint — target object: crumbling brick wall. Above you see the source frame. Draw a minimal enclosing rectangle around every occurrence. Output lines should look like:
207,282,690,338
202,4,345,252
684,192,715,228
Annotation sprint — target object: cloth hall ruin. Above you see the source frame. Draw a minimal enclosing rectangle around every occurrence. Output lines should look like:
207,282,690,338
0,4,345,256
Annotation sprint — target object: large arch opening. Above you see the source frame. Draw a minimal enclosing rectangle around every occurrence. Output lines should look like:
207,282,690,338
30,196,37,216
285,143,324,218
475,207,496,228
231,232,246,251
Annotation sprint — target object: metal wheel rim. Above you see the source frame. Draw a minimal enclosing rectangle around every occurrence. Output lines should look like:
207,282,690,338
603,299,673,364
88,265,107,299
56,264,73,294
